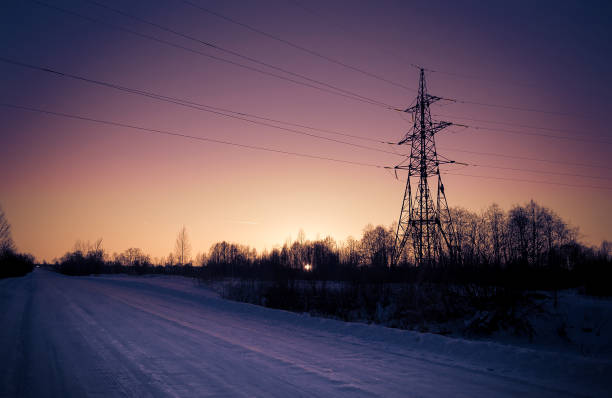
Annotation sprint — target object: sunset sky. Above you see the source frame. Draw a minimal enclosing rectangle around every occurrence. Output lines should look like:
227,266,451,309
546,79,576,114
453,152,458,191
1,0,611,262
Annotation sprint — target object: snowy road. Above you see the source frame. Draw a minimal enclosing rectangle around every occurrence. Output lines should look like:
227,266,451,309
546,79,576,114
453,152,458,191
1,270,610,397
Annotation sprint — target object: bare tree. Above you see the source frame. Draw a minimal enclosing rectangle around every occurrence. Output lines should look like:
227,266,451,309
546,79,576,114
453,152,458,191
174,226,192,265
166,252,176,266
297,229,306,245
0,206,15,253
115,247,150,266
599,241,611,261
451,207,473,262
360,224,393,267
341,236,362,265
484,204,506,265
194,252,207,267
508,205,530,263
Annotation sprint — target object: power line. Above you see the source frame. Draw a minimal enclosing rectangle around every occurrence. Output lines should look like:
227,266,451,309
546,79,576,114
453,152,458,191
0,57,400,156
435,113,594,136
465,163,612,181
6,54,383,144
194,0,578,118
437,147,612,170
432,119,610,145
27,0,399,111
5,56,608,181
240,0,600,122
461,124,611,145
285,0,544,92
285,0,524,93
0,103,385,168
441,172,612,191
284,0,422,69
26,0,595,119
83,0,398,111
284,0,597,119
7,48,601,154
3,102,609,191
443,96,590,119
429,68,611,104
177,0,418,92
426,68,536,89
7,3,609,196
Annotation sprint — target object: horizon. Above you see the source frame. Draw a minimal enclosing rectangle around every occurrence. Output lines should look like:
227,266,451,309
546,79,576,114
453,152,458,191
8,199,602,264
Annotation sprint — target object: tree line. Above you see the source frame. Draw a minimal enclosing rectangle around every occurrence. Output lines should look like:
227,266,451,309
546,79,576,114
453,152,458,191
0,206,34,278
48,200,611,295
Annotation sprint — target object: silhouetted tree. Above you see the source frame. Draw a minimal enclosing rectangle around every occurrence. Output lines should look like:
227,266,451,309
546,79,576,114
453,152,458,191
0,206,34,278
599,241,611,261
55,239,106,275
484,204,506,265
340,236,362,266
194,252,207,267
0,206,15,253
209,241,229,264
297,229,306,245
508,204,531,263
165,252,176,266
360,224,393,267
174,226,192,265
115,247,150,266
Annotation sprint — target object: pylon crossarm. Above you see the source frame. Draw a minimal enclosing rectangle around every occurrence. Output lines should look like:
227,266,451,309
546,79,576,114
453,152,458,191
397,137,410,145
389,165,413,171
403,104,419,113
429,121,452,135
426,94,443,104
395,132,418,145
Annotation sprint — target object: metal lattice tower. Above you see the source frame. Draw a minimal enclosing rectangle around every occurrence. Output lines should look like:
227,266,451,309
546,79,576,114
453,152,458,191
391,69,458,266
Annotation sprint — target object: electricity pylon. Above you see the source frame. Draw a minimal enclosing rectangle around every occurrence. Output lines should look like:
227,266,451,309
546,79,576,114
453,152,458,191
391,68,458,266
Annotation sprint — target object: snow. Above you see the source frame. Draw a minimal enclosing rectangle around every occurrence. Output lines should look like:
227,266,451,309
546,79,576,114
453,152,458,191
1,269,610,397
471,289,612,358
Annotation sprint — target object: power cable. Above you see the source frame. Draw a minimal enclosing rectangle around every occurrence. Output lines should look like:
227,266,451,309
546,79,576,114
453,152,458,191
27,0,399,111
177,0,417,92
284,0,598,118
27,1,594,118
435,113,595,136
465,163,612,181
285,0,542,91
285,0,422,71
6,56,608,180
443,96,590,119
0,103,385,168
441,172,612,191
462,124,611,145
0,57,400,156
437,147,611,170
4,102,608,191
84,0,398,110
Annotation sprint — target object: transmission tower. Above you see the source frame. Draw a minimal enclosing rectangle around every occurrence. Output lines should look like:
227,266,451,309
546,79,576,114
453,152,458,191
391,68,458,266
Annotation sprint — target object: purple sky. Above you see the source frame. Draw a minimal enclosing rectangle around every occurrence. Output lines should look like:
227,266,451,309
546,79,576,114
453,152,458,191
1,0,610,261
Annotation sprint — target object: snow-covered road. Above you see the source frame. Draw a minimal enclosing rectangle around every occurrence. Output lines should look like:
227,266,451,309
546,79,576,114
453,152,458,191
1,270,610,397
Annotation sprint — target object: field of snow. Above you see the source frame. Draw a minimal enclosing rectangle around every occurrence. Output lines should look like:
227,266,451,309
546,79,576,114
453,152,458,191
1,269,610,397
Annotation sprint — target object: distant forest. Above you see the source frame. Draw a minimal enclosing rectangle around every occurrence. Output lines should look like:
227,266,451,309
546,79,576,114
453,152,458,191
43,200,610,295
